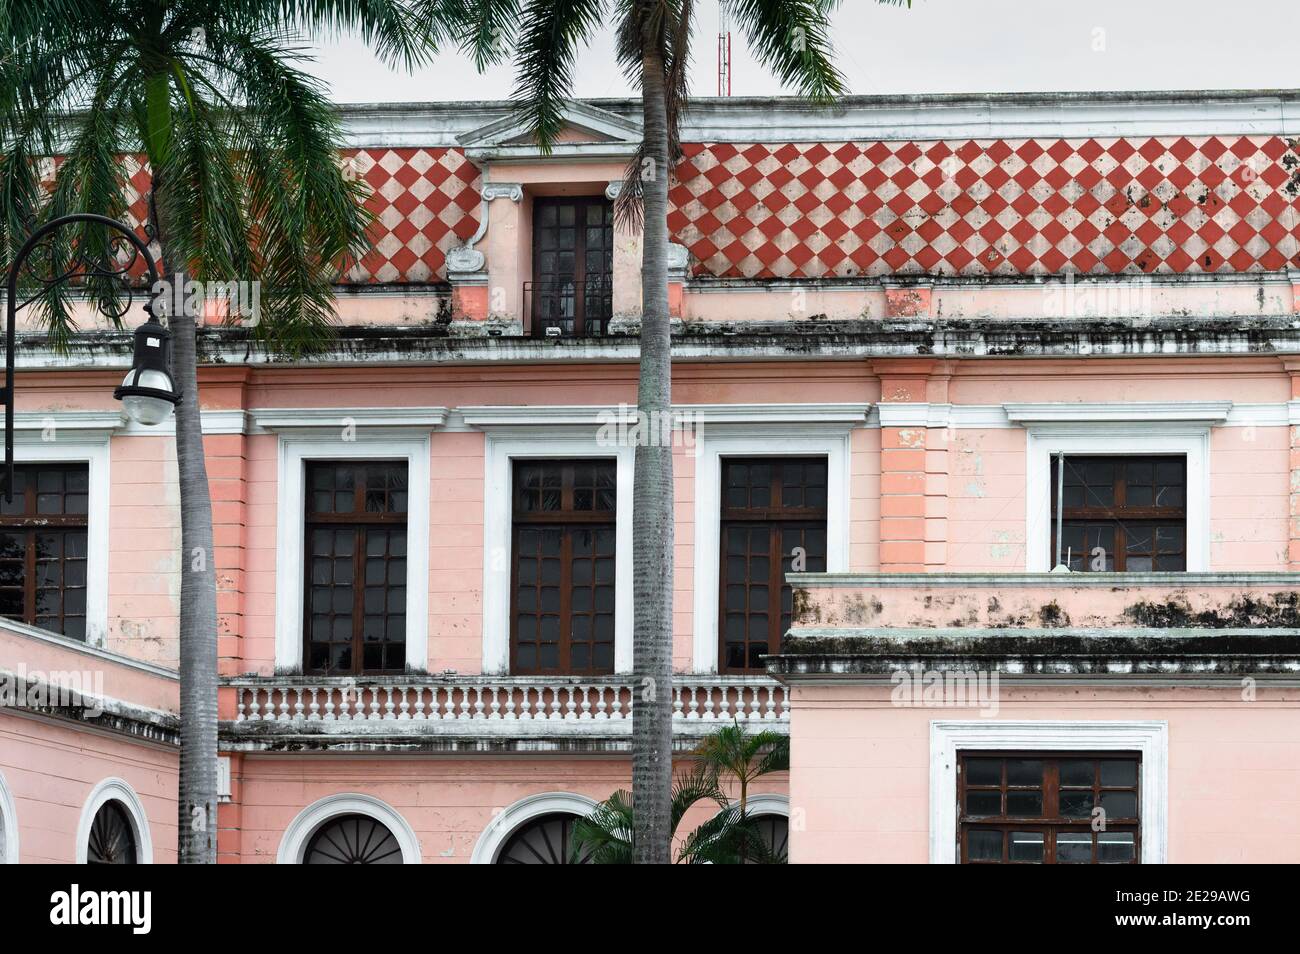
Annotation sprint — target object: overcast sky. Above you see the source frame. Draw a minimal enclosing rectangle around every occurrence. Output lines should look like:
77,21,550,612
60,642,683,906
303,0,1296,103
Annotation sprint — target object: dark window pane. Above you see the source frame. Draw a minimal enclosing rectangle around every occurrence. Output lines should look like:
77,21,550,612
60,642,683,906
1009,831,1044,862
967,830,1002,862
1056,833,1093,863
1098,831,1136,863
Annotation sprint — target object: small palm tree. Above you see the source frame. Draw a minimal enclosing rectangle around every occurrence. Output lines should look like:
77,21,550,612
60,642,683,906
423,0,905,864
0,0,429,863
574,721,791,863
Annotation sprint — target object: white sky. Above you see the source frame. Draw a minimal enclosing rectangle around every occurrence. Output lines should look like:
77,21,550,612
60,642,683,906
303,0,1297,104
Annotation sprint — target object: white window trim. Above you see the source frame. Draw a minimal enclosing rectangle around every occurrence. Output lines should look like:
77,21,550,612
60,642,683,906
274,436,431,671
0,768,18,863
277,793,422,864
8,432,111,647
76,777,153,864
482,434,634,674
470,791,598,864
1023,423,1210,572
929,720,1168,865
691,428,852,673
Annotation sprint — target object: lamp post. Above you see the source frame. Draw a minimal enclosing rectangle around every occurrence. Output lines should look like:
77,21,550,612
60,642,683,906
2,213,180,499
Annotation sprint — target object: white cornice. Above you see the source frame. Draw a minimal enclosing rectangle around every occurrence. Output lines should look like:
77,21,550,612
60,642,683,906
248,407,449,435
458,403,872,428
1003,401,1233,426
336,91,1300,148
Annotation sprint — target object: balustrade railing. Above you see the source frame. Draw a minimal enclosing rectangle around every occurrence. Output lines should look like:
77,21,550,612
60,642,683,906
227,676,787,731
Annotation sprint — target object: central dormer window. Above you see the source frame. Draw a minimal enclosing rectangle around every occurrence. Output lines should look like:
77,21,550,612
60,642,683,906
529,196,613,338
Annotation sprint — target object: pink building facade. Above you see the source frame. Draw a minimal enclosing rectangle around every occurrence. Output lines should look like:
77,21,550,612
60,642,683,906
1,90,1298,863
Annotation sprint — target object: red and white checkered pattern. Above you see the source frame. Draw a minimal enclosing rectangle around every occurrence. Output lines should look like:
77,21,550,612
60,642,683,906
669,137,1300,278
114,148,482,284
345,147,481,283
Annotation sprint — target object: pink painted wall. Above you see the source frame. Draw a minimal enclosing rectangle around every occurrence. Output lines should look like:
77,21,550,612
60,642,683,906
0,713,177,863
787,685,1300,864
228,756,784,863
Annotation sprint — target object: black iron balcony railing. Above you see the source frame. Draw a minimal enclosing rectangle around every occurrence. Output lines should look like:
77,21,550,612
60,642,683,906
524,277,612,338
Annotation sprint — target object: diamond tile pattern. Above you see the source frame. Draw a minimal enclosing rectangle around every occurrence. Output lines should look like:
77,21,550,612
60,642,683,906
668,137,1300,278
114,147,482,283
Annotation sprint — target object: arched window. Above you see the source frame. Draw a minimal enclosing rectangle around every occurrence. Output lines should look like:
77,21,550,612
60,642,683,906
77,778,151,864
747,813,789,863
87,801,138,864
303,814,403,864
495,812,593,864
277,794,421,864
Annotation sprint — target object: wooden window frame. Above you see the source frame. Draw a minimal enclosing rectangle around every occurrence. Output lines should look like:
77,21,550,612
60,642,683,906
529,195,614,338
717,457,828,674
957,751,1142,865
1049,454,1187,572
510,458,617,676
0,462,90,639
303,460,409,676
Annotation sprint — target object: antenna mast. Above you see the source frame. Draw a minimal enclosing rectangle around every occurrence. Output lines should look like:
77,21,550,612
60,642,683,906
717,0,732,96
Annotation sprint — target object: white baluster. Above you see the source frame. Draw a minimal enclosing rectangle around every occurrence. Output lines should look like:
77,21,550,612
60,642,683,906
398,687,410,720
236,689,247,722
579,686,593,720
458,687,472,720
278,689,290,722
703,686,717,721
368,687,381,721
323,687,336,721
293,688,305,721
308,687,320,721
488,686,501,720
671,686,684,721
594,686,608,721
413,687,426,720
685,686,699,720
549,688,563,721
504,686,517,720
518,686,532,721
748,686,762,720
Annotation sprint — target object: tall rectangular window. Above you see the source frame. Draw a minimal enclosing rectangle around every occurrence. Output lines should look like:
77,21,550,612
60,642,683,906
304,461,408,674
1050,455,1186,571
529,196,614,338
0,464,89,639
511,459,616,675
959,752,1141,864
719,458,827,673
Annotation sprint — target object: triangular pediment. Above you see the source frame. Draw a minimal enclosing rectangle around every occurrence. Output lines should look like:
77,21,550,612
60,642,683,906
459,101,642,159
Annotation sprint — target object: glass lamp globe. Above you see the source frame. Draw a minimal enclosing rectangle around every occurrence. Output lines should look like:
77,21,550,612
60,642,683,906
119,367,177,425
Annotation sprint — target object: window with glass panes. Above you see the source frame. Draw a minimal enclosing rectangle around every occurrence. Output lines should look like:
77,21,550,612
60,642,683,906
958,752,1141,864
1050,456,1186,571
719,458,827,673
511,460,617,675
304,461,408,674
0,464,89,639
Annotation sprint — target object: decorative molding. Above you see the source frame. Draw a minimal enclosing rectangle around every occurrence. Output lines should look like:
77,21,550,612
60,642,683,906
249,406,448,436
1024,425,1211,571
482,434,634,674
277,793,422,864
274,435,432,671
742,793,790,818
480,182,524,202
604,181,623,201
7,437,112,646
692,426,853,672
445,245,486,274
76,777,153,864
667,242,690,277
929,720,1168,865
470,791,598,864
1004,401,1233,426
0,769,18,864
337,92,1300,148
787,570,1300,588
461,403,871,428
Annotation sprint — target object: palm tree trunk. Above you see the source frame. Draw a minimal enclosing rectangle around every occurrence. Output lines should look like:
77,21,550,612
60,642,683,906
151,170,219,864
631,46,674,865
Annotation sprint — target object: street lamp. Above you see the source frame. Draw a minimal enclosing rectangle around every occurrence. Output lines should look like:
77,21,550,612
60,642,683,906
2,213,178,498
114,315,181,425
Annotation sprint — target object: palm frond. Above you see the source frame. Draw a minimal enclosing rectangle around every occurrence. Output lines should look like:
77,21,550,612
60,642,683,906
508,0,606,151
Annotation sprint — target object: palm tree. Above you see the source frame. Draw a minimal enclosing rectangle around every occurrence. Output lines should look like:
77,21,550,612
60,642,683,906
0,0,428,862
424,0,883,863
574,721,791,863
